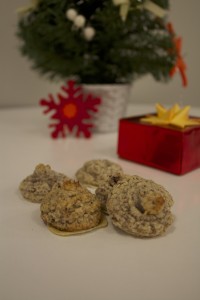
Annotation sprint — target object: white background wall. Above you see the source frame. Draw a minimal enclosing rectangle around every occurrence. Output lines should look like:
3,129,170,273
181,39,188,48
0,1,199,107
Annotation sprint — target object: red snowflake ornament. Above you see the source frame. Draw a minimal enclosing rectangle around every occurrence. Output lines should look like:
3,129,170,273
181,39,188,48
40,80,101,138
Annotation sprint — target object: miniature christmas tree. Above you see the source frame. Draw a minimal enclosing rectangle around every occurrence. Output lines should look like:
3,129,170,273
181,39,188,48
17,0,185,85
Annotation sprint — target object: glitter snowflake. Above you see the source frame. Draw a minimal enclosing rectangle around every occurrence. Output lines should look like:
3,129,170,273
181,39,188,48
40,80,101,138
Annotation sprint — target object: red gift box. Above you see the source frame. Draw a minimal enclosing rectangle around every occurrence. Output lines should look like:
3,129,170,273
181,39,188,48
117,115,200,175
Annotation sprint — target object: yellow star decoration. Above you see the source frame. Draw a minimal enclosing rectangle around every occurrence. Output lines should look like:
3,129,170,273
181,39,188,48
141,103,200,129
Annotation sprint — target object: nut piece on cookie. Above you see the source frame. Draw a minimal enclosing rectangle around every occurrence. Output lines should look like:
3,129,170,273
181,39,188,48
40,180,102,232
75,159,123,188
107,176,174,238
19,164,69,203
139,193,165,215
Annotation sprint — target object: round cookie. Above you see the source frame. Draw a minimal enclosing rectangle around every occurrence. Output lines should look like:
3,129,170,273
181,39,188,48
95,174,143,213
75,159,123,188
40,180,104,233
19,164,69,203
107,176,174,238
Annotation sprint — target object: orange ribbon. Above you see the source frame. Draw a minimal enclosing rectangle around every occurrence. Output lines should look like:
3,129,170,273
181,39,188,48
168,23,188,87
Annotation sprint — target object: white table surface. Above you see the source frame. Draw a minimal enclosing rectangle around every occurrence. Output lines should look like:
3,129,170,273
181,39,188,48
1,104,200,300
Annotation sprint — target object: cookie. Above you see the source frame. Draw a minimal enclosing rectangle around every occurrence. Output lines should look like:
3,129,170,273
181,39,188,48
19,164,69,203
107,176,174,238
75,159,123,188
95,174,137,212
40,180,105,233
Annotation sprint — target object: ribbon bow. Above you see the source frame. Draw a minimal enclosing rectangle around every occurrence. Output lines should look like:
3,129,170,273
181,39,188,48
17,0,40,15
141,104,200,128
113,0,167,21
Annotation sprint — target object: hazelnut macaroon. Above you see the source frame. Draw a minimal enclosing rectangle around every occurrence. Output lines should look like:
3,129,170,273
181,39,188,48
96,174,143,213
107,176,174,238
75,159,123,188
19,164,69,203
40,180,107,235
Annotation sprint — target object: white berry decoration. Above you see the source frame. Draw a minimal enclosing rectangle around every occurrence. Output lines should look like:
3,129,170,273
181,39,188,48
66,8,77,21
74,15,86,28
83,27,96,41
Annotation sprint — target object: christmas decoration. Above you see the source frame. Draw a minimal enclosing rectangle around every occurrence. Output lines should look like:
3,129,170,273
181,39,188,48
112,0,130,21
17,0,40,15
141,104,200,128
73,15,86,28
142,0,167,18
112,0,167,21
118,109,200,175
65,8,77,21
40,81,101,139
65,8,95,41
167,23,188,87
83,27,96,41
17,0,184,85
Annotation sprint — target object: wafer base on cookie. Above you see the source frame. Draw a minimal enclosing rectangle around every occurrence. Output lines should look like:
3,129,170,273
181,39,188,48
47,216,108,236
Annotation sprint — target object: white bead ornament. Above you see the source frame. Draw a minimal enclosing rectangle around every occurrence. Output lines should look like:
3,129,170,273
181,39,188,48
74,15,86,28
66,8,77,21
83,27,96,41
